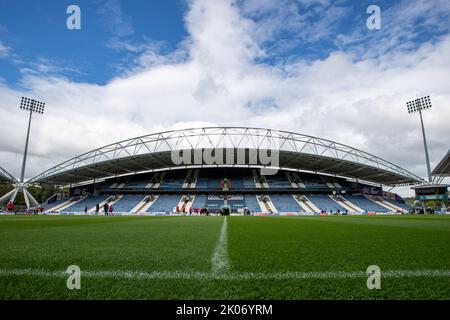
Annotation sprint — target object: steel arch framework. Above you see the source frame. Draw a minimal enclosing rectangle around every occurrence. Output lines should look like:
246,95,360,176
0,166,18,185
28,127,425,186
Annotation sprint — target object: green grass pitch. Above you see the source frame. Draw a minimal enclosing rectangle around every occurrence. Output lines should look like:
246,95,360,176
0,215,449,299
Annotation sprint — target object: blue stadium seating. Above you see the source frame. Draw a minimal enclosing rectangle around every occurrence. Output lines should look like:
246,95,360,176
42,197,69,211
266,173,292,189
195,170,222,190
382,198,411,211
228,196,245,211
270,194,301,212
196,177,209,189
243,176,256,188
344,195,389,213
124,176,150,189
322,177,343,189
159,172,185,190
206,196,224,211
191,194,207,209
146,195,181,213
243,195,261,212
62,195,110,213
207,179,221,189
112,195,146,212
229,178,244,189
298,174,330,190
307,195,345,212
61,168,402,214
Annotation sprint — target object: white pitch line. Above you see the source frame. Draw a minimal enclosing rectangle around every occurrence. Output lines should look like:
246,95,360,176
0,268,449,280
211,216,230,274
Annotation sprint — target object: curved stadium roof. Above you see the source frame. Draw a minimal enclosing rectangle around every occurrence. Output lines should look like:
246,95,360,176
29,127,425,187
432,149,450,177
0,167,17,185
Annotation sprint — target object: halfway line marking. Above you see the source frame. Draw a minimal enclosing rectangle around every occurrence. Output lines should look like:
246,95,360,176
211,216,230,274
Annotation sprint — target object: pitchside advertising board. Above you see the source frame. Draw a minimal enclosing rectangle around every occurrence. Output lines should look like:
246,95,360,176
208,195,244,200
414,185,449,201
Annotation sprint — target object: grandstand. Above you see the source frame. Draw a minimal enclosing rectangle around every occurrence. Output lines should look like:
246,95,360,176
29,127,424,215
40,167,414,215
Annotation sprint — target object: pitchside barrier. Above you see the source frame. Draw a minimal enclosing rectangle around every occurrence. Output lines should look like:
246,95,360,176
19,210,405,216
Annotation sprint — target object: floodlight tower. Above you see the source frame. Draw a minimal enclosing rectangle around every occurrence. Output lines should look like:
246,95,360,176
0,97,45,210
19,97,45,183
406,95,432,183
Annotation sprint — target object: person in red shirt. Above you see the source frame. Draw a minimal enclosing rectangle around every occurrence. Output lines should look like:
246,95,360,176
6,201,14,213
109,205,113,216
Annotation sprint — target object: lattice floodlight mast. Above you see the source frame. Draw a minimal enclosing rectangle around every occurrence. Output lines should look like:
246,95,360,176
19,97,45,183
0,97,45,210
406,95,432,183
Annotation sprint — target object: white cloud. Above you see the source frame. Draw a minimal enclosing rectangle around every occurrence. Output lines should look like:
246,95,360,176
0,41,12,58
97,0,134,38
107,37,190,74
0,0,449,198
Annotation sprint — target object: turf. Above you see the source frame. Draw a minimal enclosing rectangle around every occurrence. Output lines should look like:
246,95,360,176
0,215,449,299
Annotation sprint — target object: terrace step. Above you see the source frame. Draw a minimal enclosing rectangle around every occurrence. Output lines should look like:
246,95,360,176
132,195,158,213
88,195,114,213
54,195,88,213
330,195,363,213
366,195,407,213
294,195,320,213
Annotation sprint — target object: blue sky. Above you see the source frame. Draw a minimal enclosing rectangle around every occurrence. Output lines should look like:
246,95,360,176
0,0,449,194
0,0,187,84
1,0,448,85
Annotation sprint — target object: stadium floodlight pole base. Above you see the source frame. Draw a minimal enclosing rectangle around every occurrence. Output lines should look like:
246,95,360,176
0,184,40,210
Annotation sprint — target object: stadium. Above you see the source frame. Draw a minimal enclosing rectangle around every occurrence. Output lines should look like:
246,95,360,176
31,127,420,216
2,127,450,301
4,127,450,300
1,0,450,304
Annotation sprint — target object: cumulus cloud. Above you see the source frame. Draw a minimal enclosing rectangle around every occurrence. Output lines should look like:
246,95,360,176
0,0,449,197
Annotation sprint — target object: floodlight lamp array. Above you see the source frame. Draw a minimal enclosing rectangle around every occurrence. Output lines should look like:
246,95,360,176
406,96,431,114
20,97,45,114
